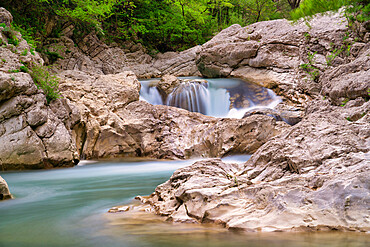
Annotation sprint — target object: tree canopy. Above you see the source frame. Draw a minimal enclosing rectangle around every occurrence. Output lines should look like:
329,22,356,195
1,0,368,52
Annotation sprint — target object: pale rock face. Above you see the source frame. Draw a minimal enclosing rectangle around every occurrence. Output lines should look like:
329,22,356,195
140,101,369,231
0,16,79,170
156,74,180,101
197,12,351,104
131,12,370,232
0,71,79,170
0,176,12,200
58,69,288,160
321,44,370,105
48,33,201,78
0,8,12,27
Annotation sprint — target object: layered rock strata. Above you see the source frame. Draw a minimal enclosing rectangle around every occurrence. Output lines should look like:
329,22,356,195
46,31,201,78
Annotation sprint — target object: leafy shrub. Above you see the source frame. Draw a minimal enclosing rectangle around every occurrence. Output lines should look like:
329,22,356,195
30,65,60,104
1,25,19,46
290,0,370,22
20,65,28,73
45,50,64,63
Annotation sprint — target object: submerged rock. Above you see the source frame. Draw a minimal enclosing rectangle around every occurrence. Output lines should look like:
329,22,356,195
0,176,12,200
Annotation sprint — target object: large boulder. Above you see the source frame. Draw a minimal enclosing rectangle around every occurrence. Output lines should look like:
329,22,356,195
0,71,79,170
0,176,12,200
196,11,354,104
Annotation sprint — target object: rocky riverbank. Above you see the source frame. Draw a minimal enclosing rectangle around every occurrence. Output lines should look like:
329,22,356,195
0,5,369,233
113,12,369,231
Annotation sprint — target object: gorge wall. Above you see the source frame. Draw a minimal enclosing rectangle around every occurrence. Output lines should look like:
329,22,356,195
0,8,79,170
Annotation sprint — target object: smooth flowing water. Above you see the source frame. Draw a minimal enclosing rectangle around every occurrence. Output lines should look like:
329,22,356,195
1,159,369,247
140,77,281,118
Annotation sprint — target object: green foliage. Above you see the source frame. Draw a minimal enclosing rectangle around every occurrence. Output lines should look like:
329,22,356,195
290,0,370,22
21,49,28,56
300,51,320,81
326,47,343,66
45,50,64,63
1,25,19,46
30,65,60,104
8,69,20,73
340,98,350,106
0,0,295,52
326,32,353,66
20,65,29,73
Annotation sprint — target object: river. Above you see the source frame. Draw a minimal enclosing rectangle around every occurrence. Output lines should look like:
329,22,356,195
0,158,368,247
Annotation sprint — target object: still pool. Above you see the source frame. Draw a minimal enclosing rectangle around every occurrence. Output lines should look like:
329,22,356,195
0,158,369,247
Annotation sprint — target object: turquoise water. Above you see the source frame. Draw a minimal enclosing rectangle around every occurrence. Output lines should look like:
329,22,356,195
0,159,369,247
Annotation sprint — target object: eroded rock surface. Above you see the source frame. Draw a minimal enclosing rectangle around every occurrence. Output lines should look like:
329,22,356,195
197,11,363,105
139,98,369,231
0,176,12,200
133,15,370,231
47,32,201,78
58,70,288,159
0,16,79,170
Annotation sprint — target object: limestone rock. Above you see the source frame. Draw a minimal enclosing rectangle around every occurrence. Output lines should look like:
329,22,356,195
243,103,304,125
0,16,79,170
0,176,12,200
156,74,180,101
58,70,288,160
0,73,79,170
0,7,12,27
140,101,369,231
49,32,201,78
198,12,349,104
321,44,370,105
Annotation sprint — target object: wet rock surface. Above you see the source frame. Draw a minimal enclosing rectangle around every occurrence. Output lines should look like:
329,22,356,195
0,176,12,200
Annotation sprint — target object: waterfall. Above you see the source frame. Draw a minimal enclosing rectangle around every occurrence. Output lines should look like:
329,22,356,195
166,81,210,114
140,80,163,105
139,77,281,118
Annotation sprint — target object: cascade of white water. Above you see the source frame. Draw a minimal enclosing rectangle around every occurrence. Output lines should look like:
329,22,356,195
139,77,281,119
166,81,210,114
140,80,163,105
